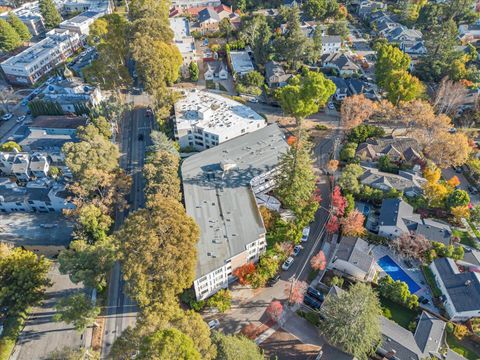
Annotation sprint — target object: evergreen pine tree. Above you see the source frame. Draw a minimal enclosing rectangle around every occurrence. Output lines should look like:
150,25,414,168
0,18,22,52
39,0,62,29
7,12,31,42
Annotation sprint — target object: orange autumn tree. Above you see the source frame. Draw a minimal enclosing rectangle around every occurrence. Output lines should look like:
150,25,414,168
340,95,377,129
233,262,255,285
340,209,366,237
310,251,327,271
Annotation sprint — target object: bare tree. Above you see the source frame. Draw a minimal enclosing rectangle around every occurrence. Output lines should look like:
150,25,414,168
390,233,432,261
432,77,468,117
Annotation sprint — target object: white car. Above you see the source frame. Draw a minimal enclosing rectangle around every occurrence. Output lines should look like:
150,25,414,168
1,113,13,121
16,115,26,123
282,256,294,271
293,245,303,256
208,319,220,329
301,226,310,242
327,102,335,110
248,98,259,103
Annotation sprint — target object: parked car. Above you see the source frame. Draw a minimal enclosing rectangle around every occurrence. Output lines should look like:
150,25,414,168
208,319,220,329
327,102,335,110
307,286,324,303
1,113,13,121
468,185,478,195
301,226,310,242
266,274,280,287
293,245,303,256
303,295,321,310
16,115,26,123
248,98,259,103
282,257,294,271
138,134,144,141
21,100,28,106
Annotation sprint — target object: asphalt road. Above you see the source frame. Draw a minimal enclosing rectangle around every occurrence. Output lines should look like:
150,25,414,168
101,108,153,358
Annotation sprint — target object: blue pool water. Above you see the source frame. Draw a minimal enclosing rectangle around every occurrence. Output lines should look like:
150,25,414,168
377,255,421,294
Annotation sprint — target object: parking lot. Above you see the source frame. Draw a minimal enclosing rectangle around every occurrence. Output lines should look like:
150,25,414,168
0,212,74,257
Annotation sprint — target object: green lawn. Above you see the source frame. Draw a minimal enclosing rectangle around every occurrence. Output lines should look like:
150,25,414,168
379,296,419,329
452,229,478,248
446,333,480,360
421,265,442,298
0,313,26,360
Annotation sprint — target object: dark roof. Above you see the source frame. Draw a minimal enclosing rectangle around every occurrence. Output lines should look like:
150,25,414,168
432,257,480,313
198,7,220,22
335,236,374,273
0,184,50,203
380,316,422,360
414,222,452,245
413,312,445,355
328,76,348,92
30,116,88,130
378,198,414,230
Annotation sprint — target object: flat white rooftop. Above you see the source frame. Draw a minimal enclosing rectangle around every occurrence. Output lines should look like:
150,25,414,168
169,17,195,55
174,91,265,136
230,51,254,74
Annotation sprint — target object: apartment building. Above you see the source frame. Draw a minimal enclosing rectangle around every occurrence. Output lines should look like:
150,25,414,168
0,1,45,36
0,178,74,213
1,29,81,85
0,151,50,181
173,90,266,151
63,0,112,14
181,124,289,300
169,17,196,77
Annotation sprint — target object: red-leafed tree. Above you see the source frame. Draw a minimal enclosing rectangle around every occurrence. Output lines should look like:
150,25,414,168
266,300,284,322
332,186,347,217
310,250,327,271
233,262,255,285
285,280,307,305
326,216,340,234
340,209,366,237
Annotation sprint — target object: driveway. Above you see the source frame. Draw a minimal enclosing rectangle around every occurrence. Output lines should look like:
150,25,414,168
10,264,83,360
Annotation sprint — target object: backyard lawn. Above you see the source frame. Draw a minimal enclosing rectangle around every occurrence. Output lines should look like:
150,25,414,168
379,296,419,330
446,333,480,360
422,265,442,298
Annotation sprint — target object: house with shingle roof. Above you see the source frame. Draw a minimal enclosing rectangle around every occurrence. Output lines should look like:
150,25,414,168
359,167,426,197
430,257,480,321
321,52,360,77
329,236,377,282
355,137,422,164
378,198,452,244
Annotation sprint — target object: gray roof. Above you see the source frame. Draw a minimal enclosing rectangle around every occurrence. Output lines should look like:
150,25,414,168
414,221,452,245
321,52,359,71
445,349,468,360
198,7,220,22
335,236,374,273
328,76,348,92
380,316,423,360
356,137,421,161
30,116,87,130
321,35,342,44
181,124,289,278
359,167,425,194
378,198,415,231
265,61,291,85
413,311,445,355
432,257,480,313
461,249,480,267
0,183,50,203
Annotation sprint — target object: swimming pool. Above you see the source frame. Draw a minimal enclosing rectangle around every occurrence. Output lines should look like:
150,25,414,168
377,255,421,294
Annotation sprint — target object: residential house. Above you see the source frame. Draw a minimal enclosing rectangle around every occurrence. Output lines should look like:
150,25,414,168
173,90,266,151
378,312,446,360
321,52,360,77
345,78,380,100
359,167,426,198
9,153,30,181
1,29,81,85
204,60,228,80
171,0,220,8
357,0,387,19
355,137,422,164
0,178,74,213
459,24,480,43
28,153,50,178
328,76,348,100
38,76,103,114
378,198,452,245
229,50,254,77
28,115,88,136
458,249,480,270
430,257,480,321
0,151,51,181
321,35,342,55
170,17,197,77
329,236,377,282
181,124,289,300
198,7,220,34
322,286,448,360
264,61,291,88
